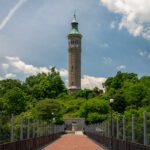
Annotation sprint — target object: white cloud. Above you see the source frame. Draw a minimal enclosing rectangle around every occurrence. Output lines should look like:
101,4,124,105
99,42,109,48
138,50,150,59
81,75,106,89
0,0,28,30
59,68,68,78
0,76,3,80
4,73,16,79
2,56,107,89
139,50,147,57
6,56,49,75
5,56,68,78
100,0,150,40
1,63,10,69
110,20,117,29
103,57,112,64
116,65,126,70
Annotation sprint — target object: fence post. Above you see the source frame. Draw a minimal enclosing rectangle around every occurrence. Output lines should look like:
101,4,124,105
108,121,110,137
116,117,119,139
49,124,51,135
32,121,35,138
36,120,39,137
105,122,107,136
42,122,44,136
47,124,49,135
35,120,38,137
132,114,135,142
20,118,23,141
10,114,14,142
44,122,46,136
46,122,48,136
52,124,54,140
123,116,126,140
27,119,30,139
39,121,41,136
104,122,107,136
112,119,114,137
143,111,147,145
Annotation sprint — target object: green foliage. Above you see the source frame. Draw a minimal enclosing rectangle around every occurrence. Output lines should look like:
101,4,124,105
104,71,138,90
24,67,66,99
0,79,23,96
67,89,100,100
0,70,150,128
2,87,27,115
124,84,147,107
34,98,62,122
79,98,109,123
104,71,150,112
112,91,127,113
87,112,108,124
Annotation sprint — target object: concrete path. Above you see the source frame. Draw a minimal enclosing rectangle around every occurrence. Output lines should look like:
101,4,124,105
42,134,104,150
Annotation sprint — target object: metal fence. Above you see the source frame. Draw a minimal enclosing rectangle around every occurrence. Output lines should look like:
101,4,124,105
85,111,150,150
0,133,61,150
0,114,64,149
85,132,150,150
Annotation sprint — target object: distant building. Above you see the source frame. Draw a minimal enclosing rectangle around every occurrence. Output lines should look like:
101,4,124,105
68,14,82,93
64,118,85,132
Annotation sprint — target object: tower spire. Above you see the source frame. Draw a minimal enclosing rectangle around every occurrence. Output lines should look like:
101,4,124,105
74,9,76,16
72,13,77,23
69,13,80,35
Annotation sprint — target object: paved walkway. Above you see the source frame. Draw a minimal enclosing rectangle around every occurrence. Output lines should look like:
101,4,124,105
42,134,104,150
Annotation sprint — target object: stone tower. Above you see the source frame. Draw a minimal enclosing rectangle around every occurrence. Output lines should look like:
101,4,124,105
68,14,82,92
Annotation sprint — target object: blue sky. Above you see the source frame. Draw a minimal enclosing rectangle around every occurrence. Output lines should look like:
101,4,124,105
0,0,150,88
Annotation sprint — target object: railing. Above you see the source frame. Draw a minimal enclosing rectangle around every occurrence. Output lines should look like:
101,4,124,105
0,114,65,144
86,132,150,150
0,133,62,150
0,114,65,150
84,111,150,149
85,111,150,150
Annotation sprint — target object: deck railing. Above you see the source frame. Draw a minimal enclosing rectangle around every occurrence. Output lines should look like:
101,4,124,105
85,131,150,150
0,132,63,150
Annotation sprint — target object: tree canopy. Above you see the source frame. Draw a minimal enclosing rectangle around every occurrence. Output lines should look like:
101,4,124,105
0,71,150,124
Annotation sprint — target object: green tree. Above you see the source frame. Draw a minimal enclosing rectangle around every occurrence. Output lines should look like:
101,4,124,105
112,91,127,113
25,67,66,99
0,79,23,96
3,87,27,115
34,99,62,122
80,98,109,123
104,71,138,91
124,84,147,108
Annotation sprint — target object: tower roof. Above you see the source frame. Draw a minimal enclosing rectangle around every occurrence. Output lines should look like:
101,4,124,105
72,14,78,23
69,14,81,35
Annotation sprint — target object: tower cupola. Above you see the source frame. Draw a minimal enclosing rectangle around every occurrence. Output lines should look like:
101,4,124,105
69,14,81,35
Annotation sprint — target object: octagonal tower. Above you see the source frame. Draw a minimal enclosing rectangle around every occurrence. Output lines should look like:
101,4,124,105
68,14,82,92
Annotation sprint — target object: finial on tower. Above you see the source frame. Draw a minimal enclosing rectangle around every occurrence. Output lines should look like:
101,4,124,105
72,10,78,23
74,9,76,16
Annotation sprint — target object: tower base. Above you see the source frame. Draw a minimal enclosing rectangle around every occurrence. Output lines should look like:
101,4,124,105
68,86,81,94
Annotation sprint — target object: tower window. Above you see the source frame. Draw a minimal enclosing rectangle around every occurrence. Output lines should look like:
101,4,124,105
75,40,78,44
71,41,74,44
72,82,74,86
71,66,73,71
